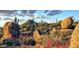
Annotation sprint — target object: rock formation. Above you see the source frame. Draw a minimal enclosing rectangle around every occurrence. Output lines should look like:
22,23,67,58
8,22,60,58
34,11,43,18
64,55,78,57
70,23,79,48
33,30,41,41
61,17,73,29
60,17,73,33
3,22,20,39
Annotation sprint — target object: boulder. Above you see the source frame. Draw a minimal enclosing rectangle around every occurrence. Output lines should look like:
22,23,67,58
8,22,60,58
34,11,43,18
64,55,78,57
70,23,79,48
33,30,41,41
61,17,73,29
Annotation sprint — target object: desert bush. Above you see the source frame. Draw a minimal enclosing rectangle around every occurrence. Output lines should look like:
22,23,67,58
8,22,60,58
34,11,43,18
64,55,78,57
48,30,72,48
50,30,72,41
32,28,72,48
37,35,48,45
22,37,36,46
2,39,21,47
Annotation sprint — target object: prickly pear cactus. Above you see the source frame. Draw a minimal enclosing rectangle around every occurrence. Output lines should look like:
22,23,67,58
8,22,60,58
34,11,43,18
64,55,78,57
61,17,73,29
70,23,79,48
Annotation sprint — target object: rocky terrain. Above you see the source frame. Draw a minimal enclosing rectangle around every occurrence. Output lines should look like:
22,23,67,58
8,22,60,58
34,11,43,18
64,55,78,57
0,16,78,48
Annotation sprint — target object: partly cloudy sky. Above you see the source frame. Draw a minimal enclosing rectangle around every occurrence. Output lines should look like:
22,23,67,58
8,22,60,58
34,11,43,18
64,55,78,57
0,10,79,27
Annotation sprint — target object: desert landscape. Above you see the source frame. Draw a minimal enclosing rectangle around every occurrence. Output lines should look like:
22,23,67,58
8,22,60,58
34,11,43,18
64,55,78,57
0,10,78,48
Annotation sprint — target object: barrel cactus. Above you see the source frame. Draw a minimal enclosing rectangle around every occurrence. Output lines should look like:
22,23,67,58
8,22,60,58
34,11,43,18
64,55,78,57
61,17,73,29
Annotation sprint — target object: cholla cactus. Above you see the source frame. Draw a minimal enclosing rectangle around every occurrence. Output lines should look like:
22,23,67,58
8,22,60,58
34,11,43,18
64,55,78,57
70,23,79,48
61,17,73,29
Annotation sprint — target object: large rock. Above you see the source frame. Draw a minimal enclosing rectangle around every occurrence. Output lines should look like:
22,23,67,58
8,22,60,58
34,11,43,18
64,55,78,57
33,30,41,41
61,17,73,29
3,22,20,39
70,23,79,48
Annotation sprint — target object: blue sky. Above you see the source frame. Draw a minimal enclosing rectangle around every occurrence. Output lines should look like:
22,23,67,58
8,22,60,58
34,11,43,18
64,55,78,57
0,10,79,27
34,10,79,23
52,10,79,21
